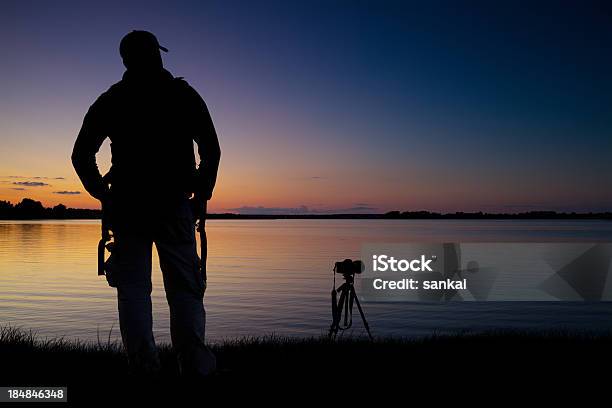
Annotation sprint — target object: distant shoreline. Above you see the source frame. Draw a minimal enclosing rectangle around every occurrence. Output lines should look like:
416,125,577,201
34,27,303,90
1,198,611,220
2,213,612,221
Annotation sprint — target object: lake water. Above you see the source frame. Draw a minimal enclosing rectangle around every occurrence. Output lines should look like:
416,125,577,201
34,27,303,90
1,219,612,343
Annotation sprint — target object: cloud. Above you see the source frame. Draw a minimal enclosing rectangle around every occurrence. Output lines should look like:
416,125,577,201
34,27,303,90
228,206,310,215
346,205,377,212
228,204,378,215
53,191,81,195
13,181,49,187
290,176,328,181
11,187,26,190
480,204,548,209
4,175,65,180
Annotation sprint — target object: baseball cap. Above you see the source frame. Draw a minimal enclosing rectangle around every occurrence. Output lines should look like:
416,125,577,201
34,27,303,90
119,30,168,59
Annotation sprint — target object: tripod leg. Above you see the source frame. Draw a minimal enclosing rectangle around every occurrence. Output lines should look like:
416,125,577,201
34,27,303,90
343,287,351,327
328,288,338,338
350,286,373,340
329,286,348,338
347,290,355,329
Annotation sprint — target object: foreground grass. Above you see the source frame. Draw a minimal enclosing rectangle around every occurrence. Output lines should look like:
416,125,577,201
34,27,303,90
1,325,611,401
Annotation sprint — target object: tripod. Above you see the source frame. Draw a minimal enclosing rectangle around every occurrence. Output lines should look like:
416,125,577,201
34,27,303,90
329,271,373,340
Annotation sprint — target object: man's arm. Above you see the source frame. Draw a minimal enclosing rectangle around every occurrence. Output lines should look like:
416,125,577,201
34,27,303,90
71,96,109,201
189,88,221,201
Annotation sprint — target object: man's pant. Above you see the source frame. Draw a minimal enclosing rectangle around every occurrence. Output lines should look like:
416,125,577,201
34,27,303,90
105,199,216,376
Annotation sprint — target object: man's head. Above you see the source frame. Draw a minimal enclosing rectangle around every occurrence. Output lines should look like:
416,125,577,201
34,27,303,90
119,30,168,72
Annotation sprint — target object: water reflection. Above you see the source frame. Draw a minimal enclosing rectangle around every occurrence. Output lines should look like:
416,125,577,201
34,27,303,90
1,219,612,342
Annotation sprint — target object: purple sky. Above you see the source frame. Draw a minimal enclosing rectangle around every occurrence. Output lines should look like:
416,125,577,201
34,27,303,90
1,0,611,212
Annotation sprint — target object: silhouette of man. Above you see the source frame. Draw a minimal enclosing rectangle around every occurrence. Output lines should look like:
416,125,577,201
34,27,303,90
72,30,220,376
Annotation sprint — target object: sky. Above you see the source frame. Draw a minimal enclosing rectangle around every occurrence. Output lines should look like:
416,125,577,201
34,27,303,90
1,0,611,213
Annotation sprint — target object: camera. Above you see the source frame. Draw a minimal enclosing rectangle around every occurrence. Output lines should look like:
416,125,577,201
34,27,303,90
334,259,364,276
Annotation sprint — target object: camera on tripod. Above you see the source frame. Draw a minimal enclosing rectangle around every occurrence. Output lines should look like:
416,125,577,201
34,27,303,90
334,259,364,277
329,258,373,340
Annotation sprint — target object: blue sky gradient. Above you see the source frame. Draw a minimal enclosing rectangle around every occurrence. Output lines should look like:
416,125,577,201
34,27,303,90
1,0,611,212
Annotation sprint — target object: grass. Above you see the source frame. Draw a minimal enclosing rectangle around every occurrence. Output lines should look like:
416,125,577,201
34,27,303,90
1,325,611,402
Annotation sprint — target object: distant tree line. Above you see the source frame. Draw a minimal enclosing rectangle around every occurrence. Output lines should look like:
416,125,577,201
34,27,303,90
0,198,610,220
381,210,612,220
0,199,100,219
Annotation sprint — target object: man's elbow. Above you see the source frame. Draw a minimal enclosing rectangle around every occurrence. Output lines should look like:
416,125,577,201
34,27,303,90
70,150,79,169
206,142,221,166
71,148,82,172
213,144,221,164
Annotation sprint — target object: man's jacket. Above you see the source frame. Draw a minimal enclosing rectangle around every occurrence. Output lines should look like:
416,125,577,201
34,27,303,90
72,68,220,210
